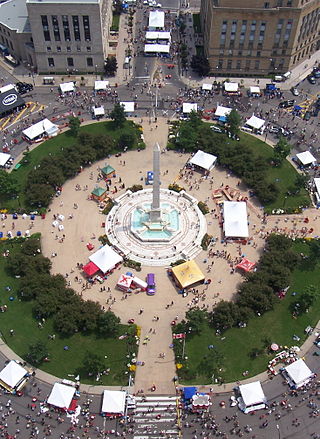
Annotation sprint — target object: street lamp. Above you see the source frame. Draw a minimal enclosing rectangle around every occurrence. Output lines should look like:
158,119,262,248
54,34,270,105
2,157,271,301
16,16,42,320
95,65,98,79
276,424,281,439
27,64,35,86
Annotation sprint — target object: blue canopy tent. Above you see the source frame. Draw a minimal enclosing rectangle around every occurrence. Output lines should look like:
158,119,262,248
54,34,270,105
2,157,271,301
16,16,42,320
219,116,227,123
183,387,197,401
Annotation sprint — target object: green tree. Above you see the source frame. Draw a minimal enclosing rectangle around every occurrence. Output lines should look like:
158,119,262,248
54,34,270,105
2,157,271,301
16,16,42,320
104,56,118,76
185,308,207,335
190,55,210,76
97,311,120,337
26,183,55,207
209,301,240,331
68,116,81,137
26,340,48,366
227,109,241,135
0,170,18,198
294,173,308,192
310,239,320,263
110,103,126,128
82,351,105,376
273,137,291,165
79,300,102,332
291,285,318,315
198,349,224,381
118,132,135,150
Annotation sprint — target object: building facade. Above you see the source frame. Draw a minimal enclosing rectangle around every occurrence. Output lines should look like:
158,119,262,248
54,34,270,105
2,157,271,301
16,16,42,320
200,0,320,76
26,0,112,74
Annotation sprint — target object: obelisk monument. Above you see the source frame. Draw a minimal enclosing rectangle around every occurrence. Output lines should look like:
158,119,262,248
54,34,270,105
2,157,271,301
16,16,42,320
149,143,161,222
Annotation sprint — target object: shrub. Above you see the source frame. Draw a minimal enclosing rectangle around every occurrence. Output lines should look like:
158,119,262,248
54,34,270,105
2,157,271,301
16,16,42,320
198,201,209,215
201,233,212,250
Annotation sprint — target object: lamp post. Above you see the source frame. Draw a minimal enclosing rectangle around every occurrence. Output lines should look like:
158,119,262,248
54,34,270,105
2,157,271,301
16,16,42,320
276,424,281,439
95,65,98,79
27,64,35,86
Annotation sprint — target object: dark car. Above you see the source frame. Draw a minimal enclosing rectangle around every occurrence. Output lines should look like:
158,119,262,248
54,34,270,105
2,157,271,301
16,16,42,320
304,111,312,121
279,100,295,108
15,82,33,94
307,75,316,85
312,68,320,78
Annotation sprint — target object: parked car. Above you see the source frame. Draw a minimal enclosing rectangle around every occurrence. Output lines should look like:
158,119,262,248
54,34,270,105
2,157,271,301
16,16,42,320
16,82,33,94
210,125,224,133
279,99,295,108
304,111,312,121
307,75,316,85
290,87,299,96
146,273,156,296
312,68,320,78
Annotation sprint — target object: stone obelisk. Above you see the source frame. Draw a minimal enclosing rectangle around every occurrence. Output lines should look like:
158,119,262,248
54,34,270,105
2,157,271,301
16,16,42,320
150,143,161,222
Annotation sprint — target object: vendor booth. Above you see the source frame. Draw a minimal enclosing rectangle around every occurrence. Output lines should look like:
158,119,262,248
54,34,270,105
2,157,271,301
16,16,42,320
237,381,267,414
0,152,12,168
83,261,99,277
145,31,171,43
148,10,165,29
171,260,205,289
47,383,76,411
101,165,115,179
214,105,232,118
192,394,211,412
132,276,147,291
223,82,239,95
223,201,249,238
22,118,59,143
94,80,109,91
182,103,198,114
296,151,317,167
120,101,135,113
117,274,133,292
0,360,29,394
101,390,126,416
59,82,75,94
91,186,108,202
247,86,261,97
236,258,255,272
92,106,105,119
188,150,217,172
89,244,123,274
242,115,265,133
144,44,170,56
202,83,213,91
282,358,314,389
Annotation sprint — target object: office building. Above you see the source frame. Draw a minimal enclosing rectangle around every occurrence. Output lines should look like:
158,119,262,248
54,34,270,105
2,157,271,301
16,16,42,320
200,0,320,75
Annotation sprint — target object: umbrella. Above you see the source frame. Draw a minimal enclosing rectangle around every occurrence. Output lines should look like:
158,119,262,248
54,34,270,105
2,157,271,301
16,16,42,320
22,213,28,219
52,220,59,227
25,230,30,237
58,224,64,231
58,214,65,221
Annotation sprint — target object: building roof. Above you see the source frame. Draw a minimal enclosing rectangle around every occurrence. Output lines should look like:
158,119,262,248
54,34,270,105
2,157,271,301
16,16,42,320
0,0,30,33
171,260,205,289
89,244,122,274
102,390,126,414
296,151,316,166
91,186,106,197
188,149,217,171
101,165,115,175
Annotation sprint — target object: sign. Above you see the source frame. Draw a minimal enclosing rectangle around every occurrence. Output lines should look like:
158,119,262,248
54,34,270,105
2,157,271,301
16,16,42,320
173,333,186,340
2,93,17,106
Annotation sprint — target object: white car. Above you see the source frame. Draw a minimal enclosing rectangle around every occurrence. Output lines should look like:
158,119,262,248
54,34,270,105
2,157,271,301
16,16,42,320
157,2,162,6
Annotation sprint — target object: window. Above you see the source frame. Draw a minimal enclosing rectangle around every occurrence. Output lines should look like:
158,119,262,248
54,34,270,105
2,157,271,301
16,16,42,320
255,60,260,70
87,57,93,67
76,46,81,52
227,60,232,69
72,16,81,41
86,46,91,52
257,51,261,57
236,60,241,69
238,50,242,56
245,60,251,69
83,16,91,41
218,59,223,69
62,15,71,41
57,46,61,52
287,0,292,5
41,15,51,41
264,2,269,8
67,57,74,67
67,46,71,52
51,16,61,42
251,21,256,30
48,57,54,67
47,46,51,51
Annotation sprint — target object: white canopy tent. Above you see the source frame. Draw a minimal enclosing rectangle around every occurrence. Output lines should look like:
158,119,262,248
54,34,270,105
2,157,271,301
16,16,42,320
92,106,105,117
215,106,232,117
249,86,261,95
47,383,75,410
146,31,171,41
224,82,239,93
144,44,170,54
148,10,165,29
22,118,59,141
0,152,11,167
59,82,75,94
182,103,198,113
120,101,135,113
283,358,314,389
0,360,28,392
223,201,249,238
238,381,267,414
296,151,316,166
94,80,109,91
202,83,213,91
189,150,217,171
0,84,16,94
89,244,123,274
101,390,126,414
245,115,265,130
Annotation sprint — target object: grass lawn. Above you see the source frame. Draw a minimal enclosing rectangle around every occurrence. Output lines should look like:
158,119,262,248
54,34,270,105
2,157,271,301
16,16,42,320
111,13,120,32
1,120,142,212
178,241,320,384
0,237,136,385
193,14,201,33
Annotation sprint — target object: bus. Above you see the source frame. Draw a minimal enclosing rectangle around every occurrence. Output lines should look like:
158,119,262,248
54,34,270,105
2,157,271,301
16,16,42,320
146,273,156,295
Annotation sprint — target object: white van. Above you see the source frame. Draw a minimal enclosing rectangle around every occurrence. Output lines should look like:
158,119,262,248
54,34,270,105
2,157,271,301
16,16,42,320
283,71,291,80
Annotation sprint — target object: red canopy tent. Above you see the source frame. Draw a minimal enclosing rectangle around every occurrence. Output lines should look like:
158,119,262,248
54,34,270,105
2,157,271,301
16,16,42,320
236,258,256,272
83,261,99,276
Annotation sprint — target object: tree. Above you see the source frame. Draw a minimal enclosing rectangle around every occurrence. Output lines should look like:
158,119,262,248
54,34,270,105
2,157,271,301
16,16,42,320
82,351,105,376
26,341,48,366
310,239,320,263
227,109,241,135
79,300,102,332
291,284,319,315
0,170,18,198
198,349,224,381
68,116,81,137
26,183,55,207
209,301,240,331
104,56,118,76
118,132,135,150
185,308,207,335
97,311,120,337
273,137,291,165
294,173,308,192
113,0,123,14
110,103,126,128
190,55,210,76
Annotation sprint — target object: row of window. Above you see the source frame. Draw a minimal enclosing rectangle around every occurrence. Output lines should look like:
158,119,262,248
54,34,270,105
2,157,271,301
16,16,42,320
46,46,92,53
217,58,285,70
218,48,287,57
47,57,94,67
0,35,13,51
298,8,319,42
41,15,91,43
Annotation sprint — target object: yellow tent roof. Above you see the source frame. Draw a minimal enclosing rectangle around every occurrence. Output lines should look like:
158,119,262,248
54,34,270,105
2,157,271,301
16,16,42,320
171,260,205,289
